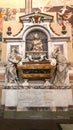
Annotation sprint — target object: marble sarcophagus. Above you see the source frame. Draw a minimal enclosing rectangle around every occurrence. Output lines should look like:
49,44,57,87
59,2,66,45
17,61,56,79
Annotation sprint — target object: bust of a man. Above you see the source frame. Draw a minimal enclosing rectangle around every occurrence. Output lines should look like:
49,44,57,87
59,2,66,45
31,33,43,52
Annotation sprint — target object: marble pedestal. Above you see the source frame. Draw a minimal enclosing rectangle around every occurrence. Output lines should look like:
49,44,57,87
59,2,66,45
1,89,18,109
17,88,73,111
1,87,73,111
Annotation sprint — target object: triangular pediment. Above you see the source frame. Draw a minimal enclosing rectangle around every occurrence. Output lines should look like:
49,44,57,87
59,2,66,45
19,11,54,23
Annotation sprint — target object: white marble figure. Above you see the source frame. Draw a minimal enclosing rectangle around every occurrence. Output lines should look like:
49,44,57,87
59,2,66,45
6,48,22,83
51,47,70,88
31,33,43,52
27,33,46,61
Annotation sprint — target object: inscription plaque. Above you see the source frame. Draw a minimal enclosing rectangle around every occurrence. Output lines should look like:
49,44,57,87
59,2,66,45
17,89,73,111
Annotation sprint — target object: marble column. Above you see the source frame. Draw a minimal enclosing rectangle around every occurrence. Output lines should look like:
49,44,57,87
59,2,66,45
25,0,32,14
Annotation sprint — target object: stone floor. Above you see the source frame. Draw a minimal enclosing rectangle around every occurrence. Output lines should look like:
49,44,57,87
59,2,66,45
60,124,73,130
0,119,73,130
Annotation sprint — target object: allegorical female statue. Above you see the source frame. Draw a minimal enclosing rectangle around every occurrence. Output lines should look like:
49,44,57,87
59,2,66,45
51,47,70,88
6,48,22,83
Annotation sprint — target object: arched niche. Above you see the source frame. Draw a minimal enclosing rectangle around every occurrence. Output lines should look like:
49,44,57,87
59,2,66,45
22,25,51,59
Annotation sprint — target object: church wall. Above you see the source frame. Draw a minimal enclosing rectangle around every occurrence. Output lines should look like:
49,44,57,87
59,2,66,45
1,20,22,62
0,1,73,115
3,20,22,38
67,41,73,62
0,7,73,87
2,12,73,62
1,42,7,62
0,15,73,63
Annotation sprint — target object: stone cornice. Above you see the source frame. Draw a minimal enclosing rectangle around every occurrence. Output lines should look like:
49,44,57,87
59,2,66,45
4,37,23,42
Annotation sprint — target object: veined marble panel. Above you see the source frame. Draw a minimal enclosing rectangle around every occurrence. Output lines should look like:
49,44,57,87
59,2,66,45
17,89,73,111
1,88,73,111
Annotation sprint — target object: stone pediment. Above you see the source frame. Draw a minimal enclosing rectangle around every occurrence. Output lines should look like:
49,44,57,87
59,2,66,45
19,11,54,23
4,11,70,43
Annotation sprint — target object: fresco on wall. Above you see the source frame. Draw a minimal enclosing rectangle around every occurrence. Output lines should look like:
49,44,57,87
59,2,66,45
0,8,25,21
56,6,73,47
0,0,73,115
0,7,25,41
